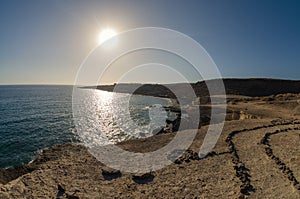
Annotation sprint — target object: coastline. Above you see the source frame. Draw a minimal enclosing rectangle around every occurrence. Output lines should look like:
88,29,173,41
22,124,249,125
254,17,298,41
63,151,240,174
1,92,300,197
93,78,300,98
1,121,299,197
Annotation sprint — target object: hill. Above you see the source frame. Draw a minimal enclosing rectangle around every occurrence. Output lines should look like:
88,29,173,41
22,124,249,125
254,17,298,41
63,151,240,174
94,78,300,98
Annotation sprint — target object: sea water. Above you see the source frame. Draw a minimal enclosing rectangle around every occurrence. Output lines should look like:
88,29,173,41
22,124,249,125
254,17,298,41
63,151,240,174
0,85,173,168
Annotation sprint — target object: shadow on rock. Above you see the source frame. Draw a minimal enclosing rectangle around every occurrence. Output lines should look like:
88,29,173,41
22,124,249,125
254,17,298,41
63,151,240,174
132,173,155,184
102,167,122,181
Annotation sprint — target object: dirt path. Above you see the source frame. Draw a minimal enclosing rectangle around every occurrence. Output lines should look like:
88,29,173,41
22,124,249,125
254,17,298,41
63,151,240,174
231,120,300,198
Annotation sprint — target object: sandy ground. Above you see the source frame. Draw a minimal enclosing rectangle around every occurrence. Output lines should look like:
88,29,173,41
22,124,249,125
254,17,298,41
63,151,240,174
1,93,300,198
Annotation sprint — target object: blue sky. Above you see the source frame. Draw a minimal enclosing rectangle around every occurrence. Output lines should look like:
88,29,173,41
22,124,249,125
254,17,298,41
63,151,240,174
0,0,299,84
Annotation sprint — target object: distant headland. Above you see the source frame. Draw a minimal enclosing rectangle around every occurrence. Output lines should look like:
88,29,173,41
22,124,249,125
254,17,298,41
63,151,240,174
82,78,300,98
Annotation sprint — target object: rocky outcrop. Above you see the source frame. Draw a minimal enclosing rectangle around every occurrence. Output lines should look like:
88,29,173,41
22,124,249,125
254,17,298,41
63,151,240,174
1,93,300,198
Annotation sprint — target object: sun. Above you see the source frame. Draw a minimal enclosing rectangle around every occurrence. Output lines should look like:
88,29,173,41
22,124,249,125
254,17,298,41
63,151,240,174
98,28,117,45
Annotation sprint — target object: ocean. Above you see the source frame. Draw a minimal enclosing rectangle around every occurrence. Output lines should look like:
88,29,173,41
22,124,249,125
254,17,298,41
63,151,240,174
0,85,173,168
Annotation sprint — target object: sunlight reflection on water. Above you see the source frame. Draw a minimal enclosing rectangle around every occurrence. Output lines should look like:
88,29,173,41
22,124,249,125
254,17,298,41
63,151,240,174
73,88,176,147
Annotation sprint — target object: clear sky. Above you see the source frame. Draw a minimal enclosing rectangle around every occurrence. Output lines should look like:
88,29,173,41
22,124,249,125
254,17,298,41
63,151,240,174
0,0,299,85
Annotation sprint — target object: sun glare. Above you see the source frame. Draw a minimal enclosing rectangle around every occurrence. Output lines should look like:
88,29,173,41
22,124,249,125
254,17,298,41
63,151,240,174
98,28,117,45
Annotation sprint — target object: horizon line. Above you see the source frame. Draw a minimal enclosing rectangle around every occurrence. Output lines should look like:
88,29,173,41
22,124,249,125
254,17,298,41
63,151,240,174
1,77,300,86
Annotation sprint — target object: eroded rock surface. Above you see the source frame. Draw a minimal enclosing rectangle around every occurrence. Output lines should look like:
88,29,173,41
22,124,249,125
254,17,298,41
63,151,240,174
1,93,300,198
